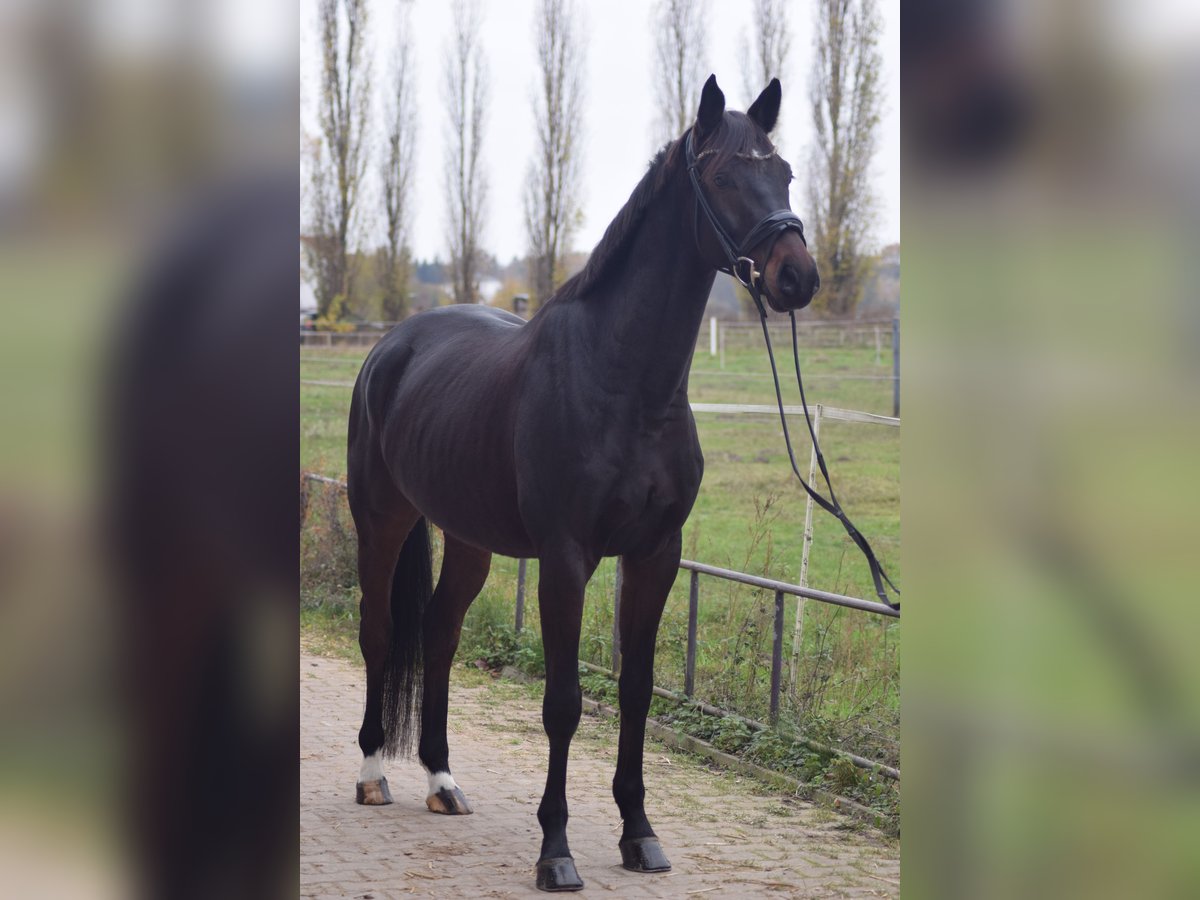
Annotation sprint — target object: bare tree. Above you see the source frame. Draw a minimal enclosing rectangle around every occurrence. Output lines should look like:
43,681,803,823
302,132,338,317
306,0,371,321
740,0,792,122
524,0,586,309
443,0,489,305
806,0,883,318
378,4,417,321
652,0,709,144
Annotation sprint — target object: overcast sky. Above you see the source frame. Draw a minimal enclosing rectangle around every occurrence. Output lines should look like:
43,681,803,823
301,0,900,264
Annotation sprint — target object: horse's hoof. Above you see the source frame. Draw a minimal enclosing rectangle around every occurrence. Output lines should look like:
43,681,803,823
426,785,473,815
619,836,672,873
355,778,393,805
536,856,584,892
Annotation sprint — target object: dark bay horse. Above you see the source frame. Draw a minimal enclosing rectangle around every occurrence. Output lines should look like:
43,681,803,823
347,75,819,892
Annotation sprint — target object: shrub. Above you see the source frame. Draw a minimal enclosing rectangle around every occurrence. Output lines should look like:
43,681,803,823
300,479,358,602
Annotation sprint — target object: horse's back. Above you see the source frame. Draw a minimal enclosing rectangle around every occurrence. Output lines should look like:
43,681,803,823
356,304,524,422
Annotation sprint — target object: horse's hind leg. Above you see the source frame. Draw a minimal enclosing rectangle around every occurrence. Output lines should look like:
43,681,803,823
611,533,682,874
418,534,491,814
352,501,423,805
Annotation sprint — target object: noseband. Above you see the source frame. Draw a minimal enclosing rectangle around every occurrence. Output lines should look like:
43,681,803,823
684,130,805,308
684,129,900,612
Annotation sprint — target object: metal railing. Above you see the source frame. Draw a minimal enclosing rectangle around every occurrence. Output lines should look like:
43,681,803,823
512,554,898,727
301,470,900,779
792,404,900,683
520,553,901,783
300,331,387,347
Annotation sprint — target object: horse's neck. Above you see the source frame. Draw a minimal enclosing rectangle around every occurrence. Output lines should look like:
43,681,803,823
589,181,714,412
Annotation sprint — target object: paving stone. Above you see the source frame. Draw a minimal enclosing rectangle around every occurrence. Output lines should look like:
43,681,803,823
301,651,899,898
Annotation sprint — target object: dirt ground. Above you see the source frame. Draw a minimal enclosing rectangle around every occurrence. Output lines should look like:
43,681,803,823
300,650,900,898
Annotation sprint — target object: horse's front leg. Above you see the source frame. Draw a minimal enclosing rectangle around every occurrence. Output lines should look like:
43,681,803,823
612,533,681,874
534,546,598,892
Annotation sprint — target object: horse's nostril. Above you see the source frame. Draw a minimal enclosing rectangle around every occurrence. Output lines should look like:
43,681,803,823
779,264,798,295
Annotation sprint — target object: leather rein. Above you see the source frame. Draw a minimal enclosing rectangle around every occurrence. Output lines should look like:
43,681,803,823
685,131,900,612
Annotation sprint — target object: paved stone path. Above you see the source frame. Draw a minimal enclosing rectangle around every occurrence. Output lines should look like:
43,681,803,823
301,651,899,898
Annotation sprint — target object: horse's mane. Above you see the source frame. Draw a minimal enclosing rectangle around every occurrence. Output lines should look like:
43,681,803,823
546,113,768,307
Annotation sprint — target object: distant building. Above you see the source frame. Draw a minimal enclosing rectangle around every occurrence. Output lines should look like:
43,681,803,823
300,238,319,315
300,278,317,314
858,243,900,318
478,277,502,304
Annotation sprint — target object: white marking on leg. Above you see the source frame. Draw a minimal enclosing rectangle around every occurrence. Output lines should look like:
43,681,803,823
359,751,384,784
426,770,459,797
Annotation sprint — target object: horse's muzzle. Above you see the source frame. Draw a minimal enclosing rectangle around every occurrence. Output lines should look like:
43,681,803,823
764,235,820,312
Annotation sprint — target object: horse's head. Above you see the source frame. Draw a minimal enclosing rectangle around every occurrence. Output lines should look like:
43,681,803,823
687,75,820,312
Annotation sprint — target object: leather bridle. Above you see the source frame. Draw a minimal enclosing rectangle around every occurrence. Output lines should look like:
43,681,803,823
685,130,806,299
685,129,901,612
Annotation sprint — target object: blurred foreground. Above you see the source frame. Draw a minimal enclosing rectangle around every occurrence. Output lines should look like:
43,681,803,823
903,0,1200,897
0,2,297,898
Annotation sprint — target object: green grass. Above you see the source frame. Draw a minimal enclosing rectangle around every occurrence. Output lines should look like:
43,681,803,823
300,331,899,765
300,602,361,662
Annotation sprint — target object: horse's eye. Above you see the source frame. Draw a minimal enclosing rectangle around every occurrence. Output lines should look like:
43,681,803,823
713,172,730,188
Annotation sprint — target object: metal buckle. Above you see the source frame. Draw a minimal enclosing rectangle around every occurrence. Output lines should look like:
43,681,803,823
734,256,759,288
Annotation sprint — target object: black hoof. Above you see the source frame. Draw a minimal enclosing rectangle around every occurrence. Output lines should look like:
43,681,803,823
355,778,393,805
536,856,584,892
619,836,671,873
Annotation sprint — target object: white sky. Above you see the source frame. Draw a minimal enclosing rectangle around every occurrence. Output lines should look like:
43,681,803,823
301,0,900,263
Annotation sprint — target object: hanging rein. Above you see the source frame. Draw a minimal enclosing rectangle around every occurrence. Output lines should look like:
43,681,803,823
685,131,900,611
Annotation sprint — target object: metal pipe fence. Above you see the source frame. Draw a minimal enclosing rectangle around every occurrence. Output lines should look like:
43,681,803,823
300,331,387,347
705,318,898,357
303,316,902,425
301,316,900,355
511,554,899,726
690,315,899,410
791,405,900,684
301,468,900,773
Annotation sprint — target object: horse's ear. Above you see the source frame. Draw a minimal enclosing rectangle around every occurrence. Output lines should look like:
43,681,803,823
695,74,725,139
747,78,782,134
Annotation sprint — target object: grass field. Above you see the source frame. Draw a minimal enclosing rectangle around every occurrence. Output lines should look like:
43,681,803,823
300,324,900,778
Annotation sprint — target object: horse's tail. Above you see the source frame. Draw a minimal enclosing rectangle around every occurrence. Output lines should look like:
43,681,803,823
380,517,433,758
